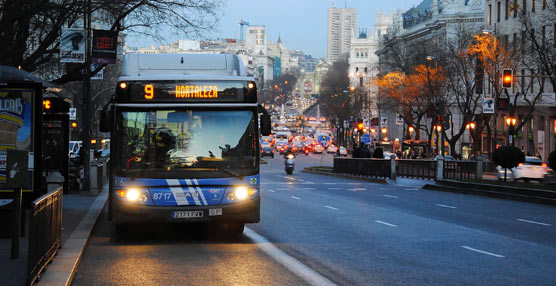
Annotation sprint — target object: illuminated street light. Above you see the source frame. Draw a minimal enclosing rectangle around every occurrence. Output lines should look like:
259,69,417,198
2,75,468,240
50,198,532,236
466,122,476,130
381,127,388,135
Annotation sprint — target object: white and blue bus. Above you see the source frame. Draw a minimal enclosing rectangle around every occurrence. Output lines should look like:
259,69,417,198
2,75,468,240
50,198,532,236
100,53,271,234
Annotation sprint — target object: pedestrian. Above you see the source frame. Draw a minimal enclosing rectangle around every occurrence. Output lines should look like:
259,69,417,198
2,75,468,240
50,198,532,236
352,144,360,158
359,144,371,158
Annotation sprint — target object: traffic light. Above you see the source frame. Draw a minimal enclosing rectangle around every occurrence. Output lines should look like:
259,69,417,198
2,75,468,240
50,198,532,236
71,121,78,128
502,69,513,88
357,122,364,130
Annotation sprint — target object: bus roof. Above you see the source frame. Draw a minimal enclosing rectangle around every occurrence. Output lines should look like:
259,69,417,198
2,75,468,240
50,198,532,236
121,53,248,78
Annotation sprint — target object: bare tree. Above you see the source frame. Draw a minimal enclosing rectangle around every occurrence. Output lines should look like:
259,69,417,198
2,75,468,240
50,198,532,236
0,0,223,83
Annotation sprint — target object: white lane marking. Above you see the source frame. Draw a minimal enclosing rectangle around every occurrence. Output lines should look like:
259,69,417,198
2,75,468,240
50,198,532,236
244,228,338,286
374,220,397,227
328,188,342,190
324,205,339,211
436,204,458,209
324,183,337,185
267,190,276,193
291,196,301,200
348,188,366,191
302,188,316,190
348,183,360,185
383,194,398,198
516,219,552,226
405,188,420,191
461,246,505,258
276,188,291,190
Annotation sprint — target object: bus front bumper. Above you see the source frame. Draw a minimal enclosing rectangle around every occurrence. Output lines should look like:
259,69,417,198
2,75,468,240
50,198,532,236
112,197,260,224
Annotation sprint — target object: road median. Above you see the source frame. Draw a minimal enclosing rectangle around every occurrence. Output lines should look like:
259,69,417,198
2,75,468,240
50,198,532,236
302,166,388,184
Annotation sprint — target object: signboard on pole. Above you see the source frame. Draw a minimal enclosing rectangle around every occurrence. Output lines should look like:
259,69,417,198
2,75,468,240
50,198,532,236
92,30,118,64
69,108,77,120
90,64,104,80
381,117,388,127
396,114,404,125
60,28,86,63
483,97,495,113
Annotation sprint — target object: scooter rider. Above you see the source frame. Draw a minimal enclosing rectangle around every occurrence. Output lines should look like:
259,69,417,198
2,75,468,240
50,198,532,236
283,146,296,159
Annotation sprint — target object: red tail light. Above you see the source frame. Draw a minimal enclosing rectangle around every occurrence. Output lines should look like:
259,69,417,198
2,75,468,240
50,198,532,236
541,163,547,167
518,163,523,167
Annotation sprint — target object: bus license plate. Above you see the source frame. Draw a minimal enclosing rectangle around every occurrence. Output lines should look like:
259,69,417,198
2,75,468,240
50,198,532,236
172,211,204,219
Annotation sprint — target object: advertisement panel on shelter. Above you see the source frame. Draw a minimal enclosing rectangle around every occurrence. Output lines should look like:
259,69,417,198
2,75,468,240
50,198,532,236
0,86,36,192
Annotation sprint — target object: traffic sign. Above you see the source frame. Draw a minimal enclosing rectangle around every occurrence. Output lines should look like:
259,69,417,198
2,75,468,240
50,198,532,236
361,134,370,144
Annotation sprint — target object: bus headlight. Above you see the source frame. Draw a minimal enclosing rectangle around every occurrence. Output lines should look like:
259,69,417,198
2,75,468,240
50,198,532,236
226,186,258,202
116,188,149,203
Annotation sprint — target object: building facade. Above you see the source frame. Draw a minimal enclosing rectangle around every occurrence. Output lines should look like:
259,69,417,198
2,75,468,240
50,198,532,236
327,7,357,63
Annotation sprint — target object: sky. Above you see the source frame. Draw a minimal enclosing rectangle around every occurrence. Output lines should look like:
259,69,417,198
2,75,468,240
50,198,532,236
128,0,424,58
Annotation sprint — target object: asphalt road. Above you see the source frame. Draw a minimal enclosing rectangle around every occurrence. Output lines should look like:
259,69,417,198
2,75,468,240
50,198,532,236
73,152,556,286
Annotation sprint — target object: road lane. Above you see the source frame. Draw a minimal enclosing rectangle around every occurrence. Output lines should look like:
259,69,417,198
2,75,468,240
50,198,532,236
252,155,556,285
71,207,309,286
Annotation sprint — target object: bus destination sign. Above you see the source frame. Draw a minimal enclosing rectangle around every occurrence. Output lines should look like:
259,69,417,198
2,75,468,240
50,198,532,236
121,81,256,103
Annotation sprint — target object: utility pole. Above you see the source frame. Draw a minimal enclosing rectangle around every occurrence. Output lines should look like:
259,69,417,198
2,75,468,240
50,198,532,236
81,0,92,191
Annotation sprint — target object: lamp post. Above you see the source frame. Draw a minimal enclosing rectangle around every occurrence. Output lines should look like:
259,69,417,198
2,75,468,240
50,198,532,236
435,124,443,156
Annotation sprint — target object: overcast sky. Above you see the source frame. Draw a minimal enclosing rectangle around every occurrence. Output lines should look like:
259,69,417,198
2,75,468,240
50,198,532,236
128,0,424,58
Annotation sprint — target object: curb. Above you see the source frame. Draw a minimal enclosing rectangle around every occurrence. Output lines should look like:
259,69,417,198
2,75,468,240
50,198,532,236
301,168,388,184
36,190,108,286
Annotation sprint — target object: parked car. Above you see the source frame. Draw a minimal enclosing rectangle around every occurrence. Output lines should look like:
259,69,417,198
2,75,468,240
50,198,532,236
261,142,274,158
313,144,324,153
384,151,398,159
339,146,348,157
496,156,551,182
327,144,338,153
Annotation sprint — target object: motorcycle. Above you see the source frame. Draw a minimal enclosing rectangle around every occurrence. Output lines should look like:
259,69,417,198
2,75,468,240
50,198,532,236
285,153,295,175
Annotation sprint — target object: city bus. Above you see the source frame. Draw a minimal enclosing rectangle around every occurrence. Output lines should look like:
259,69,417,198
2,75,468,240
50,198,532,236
100,53,271,235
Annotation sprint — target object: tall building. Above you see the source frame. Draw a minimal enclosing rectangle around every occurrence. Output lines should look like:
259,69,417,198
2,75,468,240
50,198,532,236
327,7,357,63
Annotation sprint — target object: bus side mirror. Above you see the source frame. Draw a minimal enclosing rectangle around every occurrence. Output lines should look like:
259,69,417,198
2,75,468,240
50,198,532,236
99,102,112,133
260,114,271,136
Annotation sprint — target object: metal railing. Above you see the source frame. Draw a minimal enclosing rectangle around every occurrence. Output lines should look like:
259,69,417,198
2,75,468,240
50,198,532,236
26,187,62,286
333,158,391,178
444,161,477,180
396,159,437,180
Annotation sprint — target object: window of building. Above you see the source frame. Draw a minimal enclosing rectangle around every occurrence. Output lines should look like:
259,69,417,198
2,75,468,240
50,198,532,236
521,69,526,93
504,34,509,49
531,28,535,54
523,0,527,14
365,51,368,58
539,116,545,131
513,32,518,51
542,0,547,9
505,0,510,19
521,31,526,56
497,1,501,22
542,25,546,49
514,0,518,17
488,4,492,25
532,0,536,12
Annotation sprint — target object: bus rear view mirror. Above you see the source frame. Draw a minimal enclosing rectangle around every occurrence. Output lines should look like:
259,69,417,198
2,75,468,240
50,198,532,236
260,114,271,136
99,101,112,133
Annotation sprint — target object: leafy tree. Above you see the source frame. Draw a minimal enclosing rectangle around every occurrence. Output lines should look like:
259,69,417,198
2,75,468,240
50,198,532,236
492,146,525,169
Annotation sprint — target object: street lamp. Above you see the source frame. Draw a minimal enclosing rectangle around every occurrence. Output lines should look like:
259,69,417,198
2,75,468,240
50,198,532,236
408,126,415,139
381,127,388,137
505,116,517,146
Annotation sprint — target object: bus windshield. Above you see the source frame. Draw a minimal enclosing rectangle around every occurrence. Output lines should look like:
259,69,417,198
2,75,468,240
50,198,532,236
118,109,257,177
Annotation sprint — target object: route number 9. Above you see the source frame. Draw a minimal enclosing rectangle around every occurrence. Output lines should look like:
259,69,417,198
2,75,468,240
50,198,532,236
145,84,154,100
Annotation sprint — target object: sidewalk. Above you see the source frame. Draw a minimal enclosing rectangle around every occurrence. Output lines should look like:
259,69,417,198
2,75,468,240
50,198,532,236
0,187,107,286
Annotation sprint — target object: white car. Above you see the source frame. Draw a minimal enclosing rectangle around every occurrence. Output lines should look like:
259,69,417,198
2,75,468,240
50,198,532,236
313,144,324,153
327,144,338,153
496,156,551,182
339,146,348,156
